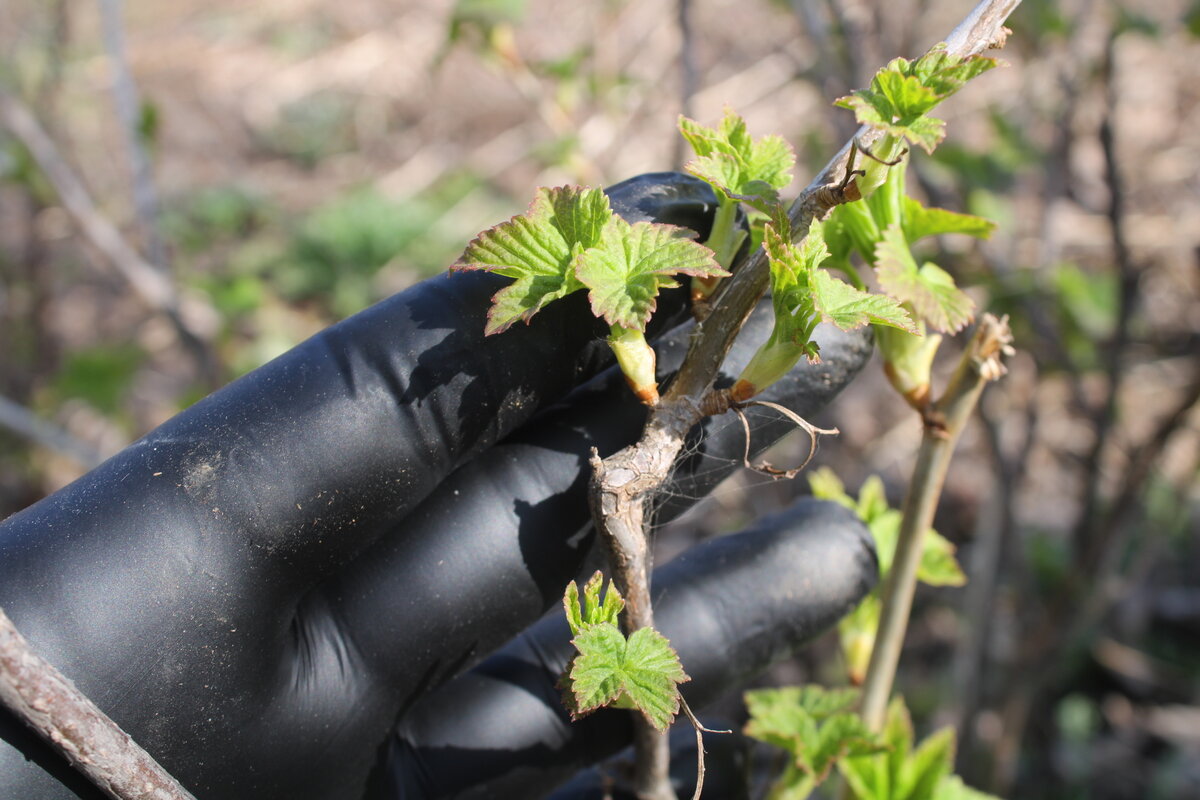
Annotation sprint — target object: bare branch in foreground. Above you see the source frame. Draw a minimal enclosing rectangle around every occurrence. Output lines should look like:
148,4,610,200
0,607,197,800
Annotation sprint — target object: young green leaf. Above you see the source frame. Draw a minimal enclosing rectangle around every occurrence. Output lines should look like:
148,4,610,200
566,622,689,732
744,686,884,788
838,696,982,800
901,197,996,243
452,185,610,334
835,47,998,154
746,685,861,724
807,466,857,512
876,324,942,410
679,110,795,203
875,224,975,333
573,216,727,331
907,45,999,99
933,775,1004,800
898,727,956,800
811,269,916,334
839,594,881,685
563,570,625,637
855,475,892,524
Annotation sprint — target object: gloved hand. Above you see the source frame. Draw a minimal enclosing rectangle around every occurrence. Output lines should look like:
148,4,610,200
0,173,878,800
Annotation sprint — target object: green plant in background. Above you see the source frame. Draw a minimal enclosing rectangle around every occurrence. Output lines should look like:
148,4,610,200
743,685,884,799
46,345,146,420
808,468,966,684
838,698,999,800
744,690,999,800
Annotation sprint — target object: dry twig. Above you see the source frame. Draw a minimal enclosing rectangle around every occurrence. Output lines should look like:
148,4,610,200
0,608,197,800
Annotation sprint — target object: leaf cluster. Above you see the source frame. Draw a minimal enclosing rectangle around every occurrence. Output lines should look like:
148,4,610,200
560,572,690,733
823,159,992,336
835,46,998,154
744,685,884,795
839,698,1001,800
452,185,727,335
679,109,795,209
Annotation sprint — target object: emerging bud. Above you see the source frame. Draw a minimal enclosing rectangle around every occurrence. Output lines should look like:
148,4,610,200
608,326,659,406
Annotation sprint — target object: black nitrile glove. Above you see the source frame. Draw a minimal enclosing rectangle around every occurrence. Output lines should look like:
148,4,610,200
0,173,877,800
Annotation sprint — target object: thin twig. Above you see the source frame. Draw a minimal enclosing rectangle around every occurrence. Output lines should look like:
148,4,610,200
676,695,731,800
98,0,169,273
992,369,1200,793
858,315,1014,731
1072,33,1137,569
734,400,839,478
0,608,197,800
0,394,106,469
948,380,1038,753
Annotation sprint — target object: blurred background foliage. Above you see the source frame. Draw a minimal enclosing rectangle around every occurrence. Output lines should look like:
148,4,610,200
0,0,1197,798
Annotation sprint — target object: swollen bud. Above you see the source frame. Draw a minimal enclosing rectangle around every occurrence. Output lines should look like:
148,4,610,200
876,323,941,412
608,326,659,406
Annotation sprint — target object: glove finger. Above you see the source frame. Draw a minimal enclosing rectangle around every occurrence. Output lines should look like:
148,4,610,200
368,497,878,800
328,311,871,697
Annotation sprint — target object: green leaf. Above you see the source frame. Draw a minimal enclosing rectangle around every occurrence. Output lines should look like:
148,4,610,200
811,269,916,333
907,46,998,97
875,324,941,407
898,726,955,800
918,530,968,587
840,696,974,800
835,47,997,154
744,686,884,786
838,594,881,685
874,225,975,333
453,185,610,334
765,223,827,345
856,475,891,524
884,697,914,792
807,467,856,511
933,775,1004,800
902,197,996,243
746,686,861,724
679,110,795,199
864,507,964,586
823,202,880,265
566,623,629,714
563,571,625,636
574,217,727,331
567,622,689,732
